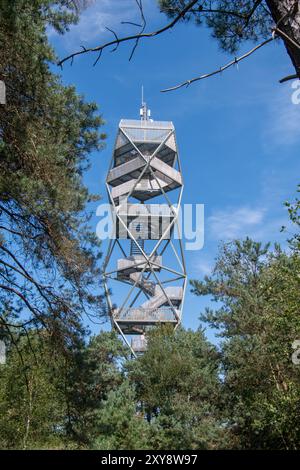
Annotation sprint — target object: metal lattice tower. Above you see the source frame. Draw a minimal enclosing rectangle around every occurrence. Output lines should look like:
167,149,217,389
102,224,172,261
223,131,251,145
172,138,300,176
103,101,186,356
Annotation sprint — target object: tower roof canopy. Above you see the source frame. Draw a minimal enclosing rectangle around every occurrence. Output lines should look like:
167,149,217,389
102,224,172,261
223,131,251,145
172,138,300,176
120,119,174,129
119,119,174,147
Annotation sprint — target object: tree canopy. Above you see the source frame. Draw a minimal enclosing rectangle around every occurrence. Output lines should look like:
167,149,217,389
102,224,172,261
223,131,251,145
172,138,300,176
1,0,300,452
0,0,106,356
1,234,300,449
191,237,300,449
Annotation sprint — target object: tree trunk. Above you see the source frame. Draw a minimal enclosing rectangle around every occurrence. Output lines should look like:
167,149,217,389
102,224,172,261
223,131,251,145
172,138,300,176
265,0,300,78
23,377,33,450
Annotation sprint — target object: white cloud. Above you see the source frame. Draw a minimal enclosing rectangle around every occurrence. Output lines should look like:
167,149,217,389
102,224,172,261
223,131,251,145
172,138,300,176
262,81,300,149
194,259,214,276
191,206,290,280
208,207,265,240
51,0,158,51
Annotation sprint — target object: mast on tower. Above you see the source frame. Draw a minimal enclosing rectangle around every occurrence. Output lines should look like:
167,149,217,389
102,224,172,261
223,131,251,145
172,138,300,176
140,86,151,121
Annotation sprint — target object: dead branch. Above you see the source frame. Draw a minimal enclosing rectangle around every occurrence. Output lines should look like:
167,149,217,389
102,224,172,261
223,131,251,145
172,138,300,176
279,73,298,83
128,0,147,61
274,27,300,51
58,0,199,66
0,284,47,328
160,37,274,92
161,1,300,92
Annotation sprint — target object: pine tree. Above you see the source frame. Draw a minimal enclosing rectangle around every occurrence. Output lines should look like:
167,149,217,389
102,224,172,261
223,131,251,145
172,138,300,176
159,1,300,80
127,326,229,450
191,238,300,449
0,1,106,354
0,329,128,449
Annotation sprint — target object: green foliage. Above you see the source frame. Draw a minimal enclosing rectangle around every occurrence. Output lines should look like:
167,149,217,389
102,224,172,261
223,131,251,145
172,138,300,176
191,238,300,449
158,1,272,53
0,330,127,449
62,331,129,445
126,326,228,450
0,0,106,350
284,184,300,249
1,0,300,452
0,332,67,449
1,281,300,451
93,381,150,450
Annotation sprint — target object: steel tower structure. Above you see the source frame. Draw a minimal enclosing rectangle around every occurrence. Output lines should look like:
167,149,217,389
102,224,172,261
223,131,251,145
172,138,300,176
103,101,186,356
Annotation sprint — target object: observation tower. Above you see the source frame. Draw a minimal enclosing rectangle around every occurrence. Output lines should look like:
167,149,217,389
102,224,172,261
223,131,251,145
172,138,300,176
103,100,186,356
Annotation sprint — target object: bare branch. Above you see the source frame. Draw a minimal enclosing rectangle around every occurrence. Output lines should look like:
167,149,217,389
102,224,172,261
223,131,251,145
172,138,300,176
57,0,199,66
0,224,42,240
0,257,54,314
189,8,247,18
163,0,264,22
161,1,300,93
0,203,42,232
161,37,274,92
0,314,35,329
121,21,143,27
105,27,120,53
0,283,47,328
274,27,300,51
129,0,147,61
244,0,264,28
279,73,298,83
93,49,102,67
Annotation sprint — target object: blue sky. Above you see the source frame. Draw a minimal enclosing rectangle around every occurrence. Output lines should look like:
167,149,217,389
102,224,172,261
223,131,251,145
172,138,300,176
50,0,300,343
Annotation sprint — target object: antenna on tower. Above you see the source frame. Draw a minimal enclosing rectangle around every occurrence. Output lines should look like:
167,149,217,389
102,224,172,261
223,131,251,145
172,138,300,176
140,86,151,121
